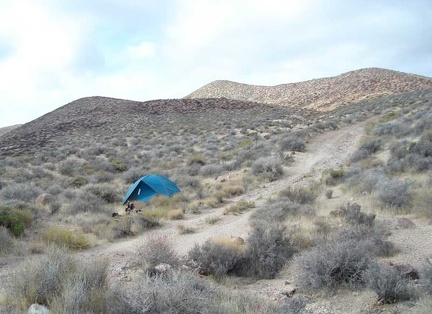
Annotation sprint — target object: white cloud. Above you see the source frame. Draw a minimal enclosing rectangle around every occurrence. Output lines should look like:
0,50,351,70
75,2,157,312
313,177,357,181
0,0,430,128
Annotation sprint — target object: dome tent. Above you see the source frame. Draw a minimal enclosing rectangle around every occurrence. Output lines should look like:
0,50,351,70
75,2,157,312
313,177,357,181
122,174,181,204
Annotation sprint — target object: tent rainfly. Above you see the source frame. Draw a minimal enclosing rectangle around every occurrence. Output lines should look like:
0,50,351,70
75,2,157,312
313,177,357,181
122,174,181,204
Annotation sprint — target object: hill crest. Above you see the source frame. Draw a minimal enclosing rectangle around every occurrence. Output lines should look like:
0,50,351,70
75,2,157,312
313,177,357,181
184,67,432,110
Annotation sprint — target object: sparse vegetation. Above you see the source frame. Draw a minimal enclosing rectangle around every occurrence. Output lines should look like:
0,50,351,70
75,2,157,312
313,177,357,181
0,79,432,313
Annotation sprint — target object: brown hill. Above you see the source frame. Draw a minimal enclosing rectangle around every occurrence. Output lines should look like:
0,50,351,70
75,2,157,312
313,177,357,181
184,68,432,111
0,96,312,157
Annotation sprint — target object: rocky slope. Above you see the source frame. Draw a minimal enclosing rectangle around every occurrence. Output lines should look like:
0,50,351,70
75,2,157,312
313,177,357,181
184,68,432,111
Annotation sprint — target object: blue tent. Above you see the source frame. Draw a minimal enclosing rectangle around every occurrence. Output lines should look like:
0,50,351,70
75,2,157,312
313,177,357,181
122,174,181,204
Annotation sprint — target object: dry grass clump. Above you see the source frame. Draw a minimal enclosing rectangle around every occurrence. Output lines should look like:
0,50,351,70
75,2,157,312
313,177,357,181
6,247,111,312
41,226,91,250
223,200,255,215
177,224,195,234
205,215,220,224
166,209,184,220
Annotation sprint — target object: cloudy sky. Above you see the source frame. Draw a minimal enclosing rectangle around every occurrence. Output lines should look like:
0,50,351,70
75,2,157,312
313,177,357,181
0,0,431,128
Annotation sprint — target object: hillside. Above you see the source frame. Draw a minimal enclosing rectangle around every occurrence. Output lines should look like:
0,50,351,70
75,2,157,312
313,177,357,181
0,96,314,157
185,68,432,111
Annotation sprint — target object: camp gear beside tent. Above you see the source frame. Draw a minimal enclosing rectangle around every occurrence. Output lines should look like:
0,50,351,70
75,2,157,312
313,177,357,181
122,174,180,204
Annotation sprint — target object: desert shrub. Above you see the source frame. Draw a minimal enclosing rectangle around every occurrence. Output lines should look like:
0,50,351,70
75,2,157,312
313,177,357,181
293,237,373,290
280,185,318,204
351,139,382,162
84,183,120,204
0,226,15,255
49,202,62,215
108,159,128,172
110,215,133,238
251,156,284,181
335,226,396,257
67,191,108,214
177,224,195,234
378,179,412,209
251,197,315,224
135,235,180,268
58,159,84,176
239,222,294,279
337,203,376,227
50,259,110,313
41,227,90,250
110,270,282,314
420,258,432,295
0,183,42,203
0,206,32,236
188,238,244,281
324,168,345,186
199,164,224,177
359,138,383,154
280,135,306,152
9,246,77,309
280,296,307,314
46,184,63,196
221,185,245,197
364,262,415,304
8,247,111,312
373,121,406,137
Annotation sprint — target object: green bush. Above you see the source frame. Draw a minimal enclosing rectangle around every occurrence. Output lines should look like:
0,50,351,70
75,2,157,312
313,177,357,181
0,206,32,236
109,159,128,172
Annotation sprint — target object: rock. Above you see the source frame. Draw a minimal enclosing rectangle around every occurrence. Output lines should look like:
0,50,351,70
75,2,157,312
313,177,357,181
396,217,416,229
28,303,50,314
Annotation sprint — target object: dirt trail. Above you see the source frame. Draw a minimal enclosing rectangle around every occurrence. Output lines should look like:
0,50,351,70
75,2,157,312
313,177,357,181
82,121,367,274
